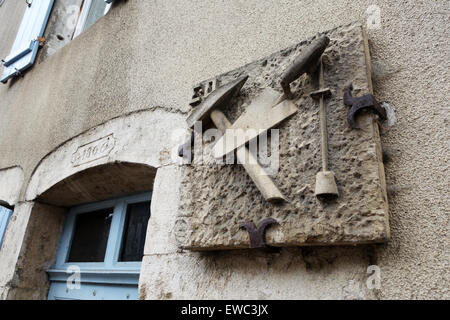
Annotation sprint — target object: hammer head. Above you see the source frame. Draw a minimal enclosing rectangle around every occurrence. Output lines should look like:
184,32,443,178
280,35,330,97
186,75,249,129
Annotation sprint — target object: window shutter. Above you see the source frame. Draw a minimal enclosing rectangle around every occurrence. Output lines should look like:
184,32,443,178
1,0,54,83
0,206,13,249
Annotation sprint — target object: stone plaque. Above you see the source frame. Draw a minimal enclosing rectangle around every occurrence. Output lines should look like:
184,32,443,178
71,134,115,167
177,23,389,250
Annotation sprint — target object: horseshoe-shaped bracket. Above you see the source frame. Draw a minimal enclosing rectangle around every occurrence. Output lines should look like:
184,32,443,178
240,218,278,249
343,83,387,129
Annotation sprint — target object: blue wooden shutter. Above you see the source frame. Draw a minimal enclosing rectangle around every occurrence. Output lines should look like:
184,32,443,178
0,206,13,249
1,0,54,83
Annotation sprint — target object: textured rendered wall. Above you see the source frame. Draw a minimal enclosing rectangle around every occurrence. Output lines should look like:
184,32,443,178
0,0,448,299
0,0,26,60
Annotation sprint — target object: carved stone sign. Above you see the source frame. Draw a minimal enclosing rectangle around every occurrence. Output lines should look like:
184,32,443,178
177,23,389,250
71,134,115,167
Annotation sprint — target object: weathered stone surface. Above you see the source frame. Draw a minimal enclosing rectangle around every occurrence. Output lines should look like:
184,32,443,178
0,166,23,206
144,165,182,255
177,23,389,250
38,162,156,207
4,203,65,300
0,202,33,293
139,247,375,300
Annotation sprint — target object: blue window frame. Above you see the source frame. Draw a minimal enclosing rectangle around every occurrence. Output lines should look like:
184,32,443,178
0,205,13,250
1,0,114,83
47,191,151,300
1,0,54,83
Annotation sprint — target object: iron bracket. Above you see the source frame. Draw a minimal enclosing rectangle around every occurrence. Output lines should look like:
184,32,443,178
343,83,387,129
240,218,278,249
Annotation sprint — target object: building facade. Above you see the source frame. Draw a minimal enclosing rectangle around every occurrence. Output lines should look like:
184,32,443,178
0,0,448,300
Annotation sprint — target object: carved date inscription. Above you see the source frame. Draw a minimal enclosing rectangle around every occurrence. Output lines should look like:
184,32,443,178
71,134,116,167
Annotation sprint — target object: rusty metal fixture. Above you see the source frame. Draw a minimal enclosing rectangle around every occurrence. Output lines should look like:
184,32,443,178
343,83,387,129
240,218,278,249
36,36,46,47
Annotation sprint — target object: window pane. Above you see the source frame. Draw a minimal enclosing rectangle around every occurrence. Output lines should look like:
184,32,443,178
119,201,151,262
68,208,113,263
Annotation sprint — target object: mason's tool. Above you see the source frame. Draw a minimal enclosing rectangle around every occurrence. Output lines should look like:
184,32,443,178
212,36,330,159
278,35,330,103
311,56,339,198
212,88,297,159
343,83,387,129
281,34,337,197
179,77,244,159
183,75,286,202
240,218,278,249
186,76,248,129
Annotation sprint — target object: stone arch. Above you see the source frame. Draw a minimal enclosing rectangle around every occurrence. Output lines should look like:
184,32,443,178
25,108,185,203
4,108,185,299
6,161,158,299
0,166,24,207
36,161,156,207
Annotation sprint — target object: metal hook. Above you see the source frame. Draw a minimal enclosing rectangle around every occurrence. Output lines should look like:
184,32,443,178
25,0,32,8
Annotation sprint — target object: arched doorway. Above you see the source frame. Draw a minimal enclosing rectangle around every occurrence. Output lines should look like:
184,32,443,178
12,162,156,300
3,109,184,300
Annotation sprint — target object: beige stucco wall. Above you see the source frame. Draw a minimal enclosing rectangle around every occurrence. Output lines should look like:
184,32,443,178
0,0,26,60
0,0,448,299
